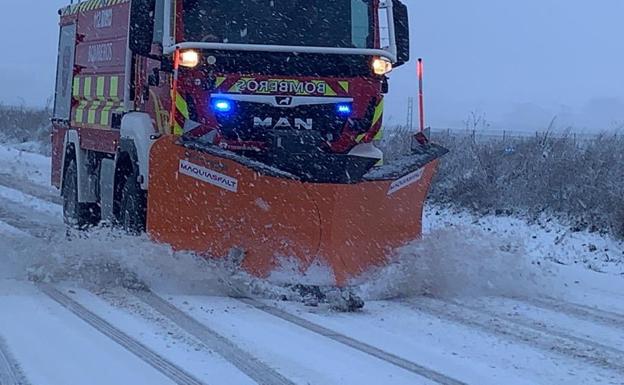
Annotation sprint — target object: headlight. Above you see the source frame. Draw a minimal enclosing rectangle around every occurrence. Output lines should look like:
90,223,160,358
180,50,200,68
372,57,393,76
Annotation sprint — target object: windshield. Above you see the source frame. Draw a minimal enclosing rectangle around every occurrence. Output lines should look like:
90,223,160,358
182,0,375,49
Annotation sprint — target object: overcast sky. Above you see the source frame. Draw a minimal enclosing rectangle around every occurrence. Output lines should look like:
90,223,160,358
1,0,623,131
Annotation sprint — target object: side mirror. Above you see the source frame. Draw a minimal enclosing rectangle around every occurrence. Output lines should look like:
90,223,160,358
129,0,156,56
392,0,410,67
161,56,174,72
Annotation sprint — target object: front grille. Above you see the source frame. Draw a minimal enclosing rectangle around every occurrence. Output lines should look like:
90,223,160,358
215,101,348,142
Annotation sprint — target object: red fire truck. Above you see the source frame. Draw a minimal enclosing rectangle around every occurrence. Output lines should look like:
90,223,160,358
52,0,446,288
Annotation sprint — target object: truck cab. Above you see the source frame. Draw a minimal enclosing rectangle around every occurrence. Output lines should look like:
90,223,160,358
140,0,410,154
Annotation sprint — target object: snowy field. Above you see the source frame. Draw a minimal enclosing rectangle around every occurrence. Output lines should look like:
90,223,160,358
0,143,623,385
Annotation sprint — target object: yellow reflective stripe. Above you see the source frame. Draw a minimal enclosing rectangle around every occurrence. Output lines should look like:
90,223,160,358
372,99,384,126
62,0,129,16
109,76,119,98
83,77,92,98
100,110,110,126
374,129,384,141
338,81,350,93
173,122,183,136
72,77,80,97
74,101,88,123
215,76,226,88
317,81,337,96
99,101,117,126
96,77,105,98
175,93,190,119
355,134,366,143
87,101,100,124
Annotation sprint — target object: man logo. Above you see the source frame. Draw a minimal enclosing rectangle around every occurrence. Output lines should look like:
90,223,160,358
254,117,313,130
276,96,293,106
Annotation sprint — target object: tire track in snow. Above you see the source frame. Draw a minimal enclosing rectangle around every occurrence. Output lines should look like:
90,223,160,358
0,182,61,238
38,284,206,385
523,297,624,330
236,297,468,385
0,173,62,206
0,336,29,385
0,204,54,238
132,290,297,385
406,297,624,376
449,299,624,357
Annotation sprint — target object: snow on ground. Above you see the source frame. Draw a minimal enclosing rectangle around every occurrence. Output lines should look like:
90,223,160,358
425,205,624,276
65,286,258,385
0,185,61,217
0,145,51,186
251,297,621,385
1,142,623,385
0,220,27,237
166,295,439,385
0,280,177,385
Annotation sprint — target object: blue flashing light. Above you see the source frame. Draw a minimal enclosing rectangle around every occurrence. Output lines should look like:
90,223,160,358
212,99,233,113
337,103,352,116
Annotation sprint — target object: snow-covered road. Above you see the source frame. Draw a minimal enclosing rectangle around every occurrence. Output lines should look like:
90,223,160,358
0,144,623,385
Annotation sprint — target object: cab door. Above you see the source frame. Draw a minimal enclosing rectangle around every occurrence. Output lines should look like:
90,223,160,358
51,22,77,187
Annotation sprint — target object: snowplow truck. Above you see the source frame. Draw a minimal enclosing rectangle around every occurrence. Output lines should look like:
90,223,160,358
51,0,447,287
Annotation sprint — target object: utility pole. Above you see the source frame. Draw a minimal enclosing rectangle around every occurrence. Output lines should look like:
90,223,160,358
406,97,415,131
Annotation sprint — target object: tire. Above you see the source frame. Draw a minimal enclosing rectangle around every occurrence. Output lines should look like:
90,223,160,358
118,169,147,234
62,159,99,229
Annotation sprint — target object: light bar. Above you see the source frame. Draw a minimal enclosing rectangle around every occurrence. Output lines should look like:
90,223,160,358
212,99,233,113
337,104,353,116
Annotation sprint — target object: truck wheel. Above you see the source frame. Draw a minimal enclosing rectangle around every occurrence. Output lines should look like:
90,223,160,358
119,170,147,234
62,159,99,229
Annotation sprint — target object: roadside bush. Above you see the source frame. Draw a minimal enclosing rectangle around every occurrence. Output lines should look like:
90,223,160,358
0,104,52,154
426,131,624,238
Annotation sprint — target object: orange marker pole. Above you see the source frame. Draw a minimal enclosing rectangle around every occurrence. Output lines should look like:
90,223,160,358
417,58,425,133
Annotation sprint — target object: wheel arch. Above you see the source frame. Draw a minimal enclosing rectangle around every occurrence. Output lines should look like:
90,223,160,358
120,112,157,190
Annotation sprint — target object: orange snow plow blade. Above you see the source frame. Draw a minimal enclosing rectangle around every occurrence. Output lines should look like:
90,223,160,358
147,136,441,286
